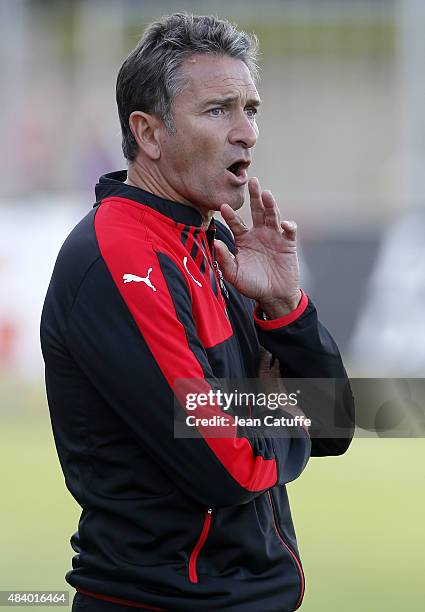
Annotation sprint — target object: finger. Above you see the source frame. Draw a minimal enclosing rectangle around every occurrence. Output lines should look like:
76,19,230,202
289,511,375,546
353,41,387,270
248,177,265,227
269,358,281,378
280,220,297,241
214,239,237,284
219,203,250,238
262,190,281,229
257,346,273,378
257,347,284,381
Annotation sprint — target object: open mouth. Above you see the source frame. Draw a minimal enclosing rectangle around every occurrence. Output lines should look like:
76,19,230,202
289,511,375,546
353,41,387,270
226,161,250,177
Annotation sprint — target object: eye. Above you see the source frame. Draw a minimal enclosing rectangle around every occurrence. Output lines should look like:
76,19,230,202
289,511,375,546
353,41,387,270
245,107,258,118
209,107,224,117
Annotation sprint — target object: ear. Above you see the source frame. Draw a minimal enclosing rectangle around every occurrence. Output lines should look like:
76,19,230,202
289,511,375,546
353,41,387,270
129,111,161,160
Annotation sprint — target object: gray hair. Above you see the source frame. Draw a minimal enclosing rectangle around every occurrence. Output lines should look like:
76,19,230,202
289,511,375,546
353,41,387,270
116,13,259,161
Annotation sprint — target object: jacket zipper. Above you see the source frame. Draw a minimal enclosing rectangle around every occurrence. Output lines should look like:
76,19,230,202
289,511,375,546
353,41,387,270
213,260,230,299
267,491,305,610
188,508,213,584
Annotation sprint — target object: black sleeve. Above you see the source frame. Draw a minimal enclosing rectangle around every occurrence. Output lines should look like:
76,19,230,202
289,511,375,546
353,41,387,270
255,298,355,456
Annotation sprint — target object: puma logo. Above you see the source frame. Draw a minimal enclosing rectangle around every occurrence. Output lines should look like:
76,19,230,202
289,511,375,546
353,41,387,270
183,257,202,287
123,269,157,292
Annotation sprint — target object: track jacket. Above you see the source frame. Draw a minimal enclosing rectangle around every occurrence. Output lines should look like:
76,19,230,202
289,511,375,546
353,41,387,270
40,171,354,612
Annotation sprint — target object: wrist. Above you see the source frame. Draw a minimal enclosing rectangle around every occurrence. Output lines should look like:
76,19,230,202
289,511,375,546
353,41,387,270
260,289,302,320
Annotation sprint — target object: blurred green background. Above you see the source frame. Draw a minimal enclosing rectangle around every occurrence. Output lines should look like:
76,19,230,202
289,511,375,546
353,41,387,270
2,379,424,611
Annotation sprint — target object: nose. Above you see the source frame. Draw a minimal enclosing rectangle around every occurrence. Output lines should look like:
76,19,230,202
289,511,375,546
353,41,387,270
228,110,258,149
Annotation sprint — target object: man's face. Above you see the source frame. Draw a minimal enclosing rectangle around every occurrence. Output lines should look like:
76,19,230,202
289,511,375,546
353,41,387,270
157,54,260,213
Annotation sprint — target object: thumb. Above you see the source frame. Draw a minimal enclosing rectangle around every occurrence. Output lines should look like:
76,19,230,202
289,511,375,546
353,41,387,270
214,239,237,284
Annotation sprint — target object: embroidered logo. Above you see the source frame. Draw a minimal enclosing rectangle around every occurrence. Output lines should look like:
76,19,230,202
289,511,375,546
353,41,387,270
183,257,202,287
123,269,157,292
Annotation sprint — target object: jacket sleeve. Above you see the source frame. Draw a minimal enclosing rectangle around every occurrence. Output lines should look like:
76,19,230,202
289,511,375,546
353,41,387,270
65,240,310,509
254,294,355,457
214,219,354,457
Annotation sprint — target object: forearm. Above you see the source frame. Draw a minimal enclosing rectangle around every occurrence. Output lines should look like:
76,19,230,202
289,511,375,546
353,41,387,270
254,296,355,456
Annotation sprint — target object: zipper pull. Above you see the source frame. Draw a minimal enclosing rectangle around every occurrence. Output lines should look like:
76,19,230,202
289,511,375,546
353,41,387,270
213,261,229,299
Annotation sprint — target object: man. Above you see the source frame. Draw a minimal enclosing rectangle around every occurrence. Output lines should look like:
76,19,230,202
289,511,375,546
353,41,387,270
41,13,354,612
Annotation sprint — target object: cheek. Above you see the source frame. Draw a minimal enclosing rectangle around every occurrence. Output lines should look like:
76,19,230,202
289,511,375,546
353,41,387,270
180,140,221,177
165,121,225,180
163,143,192,175
195,134,225,170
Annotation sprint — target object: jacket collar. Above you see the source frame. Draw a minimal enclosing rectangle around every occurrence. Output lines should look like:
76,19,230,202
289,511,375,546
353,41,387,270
95,170,204,228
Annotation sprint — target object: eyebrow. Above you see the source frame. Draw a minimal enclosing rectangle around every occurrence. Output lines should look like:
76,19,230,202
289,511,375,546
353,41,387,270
201,95,262,108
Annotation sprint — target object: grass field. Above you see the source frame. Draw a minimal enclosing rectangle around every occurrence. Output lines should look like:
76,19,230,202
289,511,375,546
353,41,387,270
1,382,424,611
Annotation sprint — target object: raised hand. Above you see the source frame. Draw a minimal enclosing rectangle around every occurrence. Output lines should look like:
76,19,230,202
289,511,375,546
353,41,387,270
214,177,301,318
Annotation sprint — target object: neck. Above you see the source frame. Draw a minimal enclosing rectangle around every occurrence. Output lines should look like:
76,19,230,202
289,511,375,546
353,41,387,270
126,160,213,229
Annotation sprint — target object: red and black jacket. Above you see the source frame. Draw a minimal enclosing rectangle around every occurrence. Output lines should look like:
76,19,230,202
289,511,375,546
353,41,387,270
41,171,354,612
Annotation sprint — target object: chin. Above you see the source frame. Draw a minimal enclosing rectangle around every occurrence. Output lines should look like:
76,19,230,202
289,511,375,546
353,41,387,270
198,185,245,213
216,185,246,211
223,203,243,213
225,191,245,211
